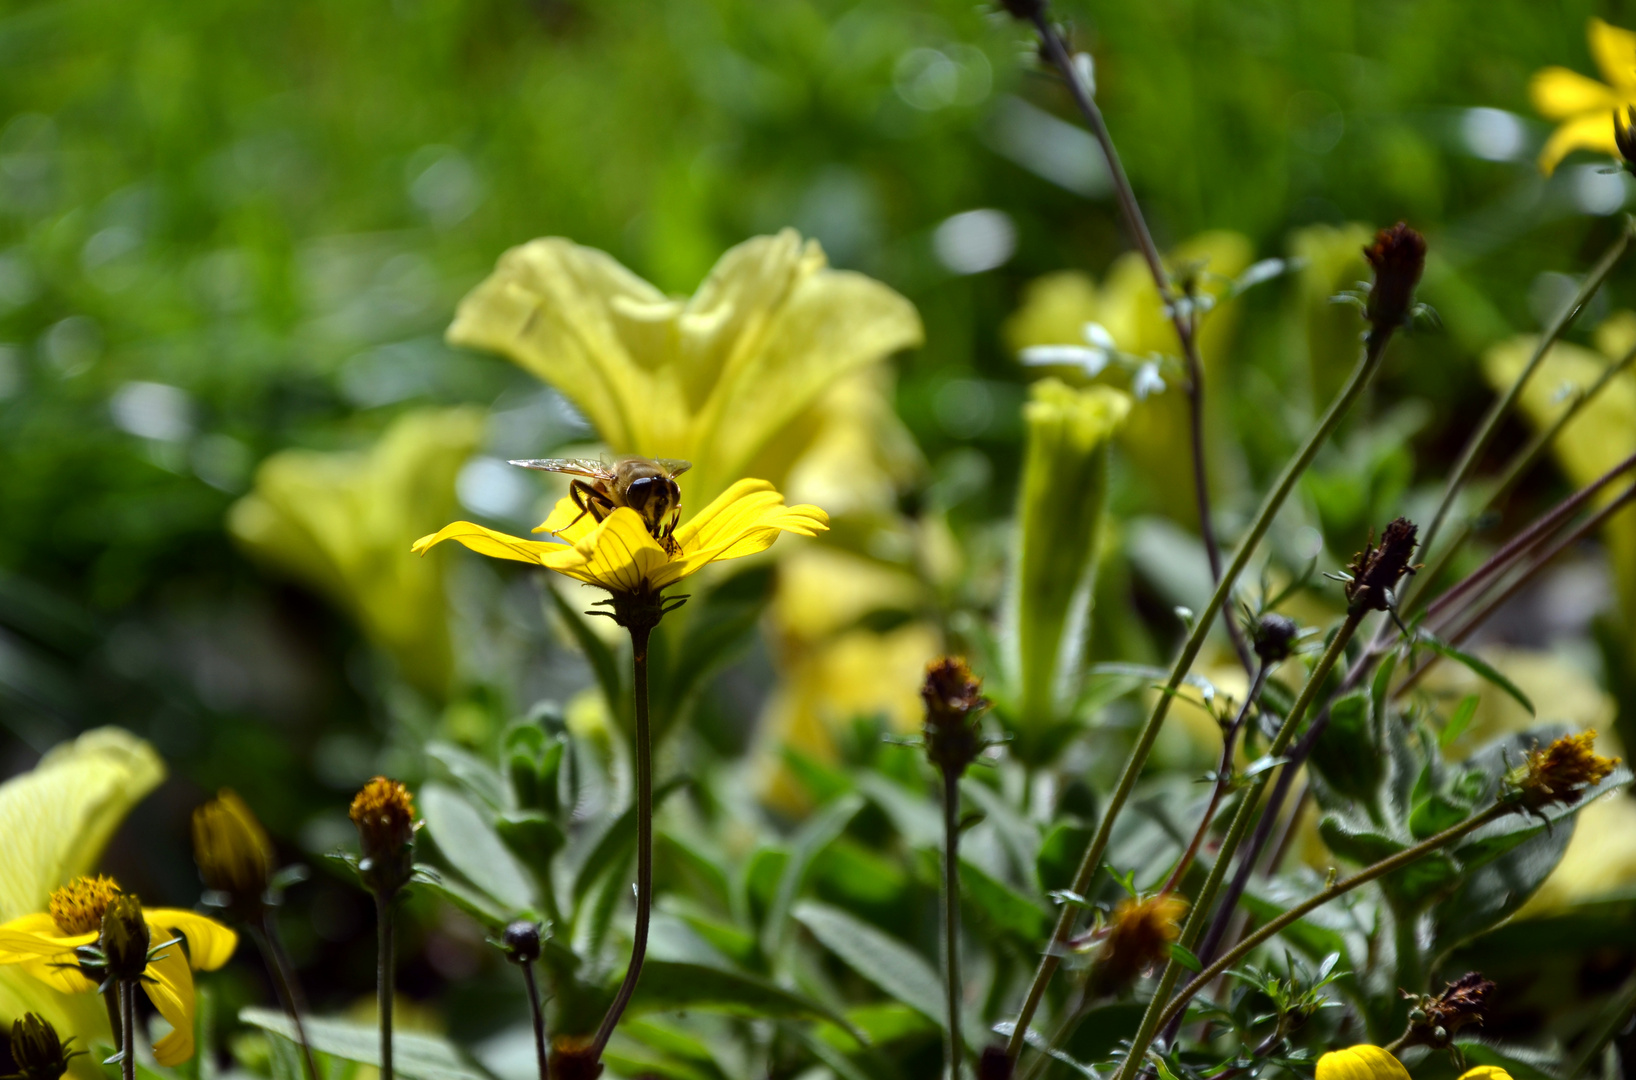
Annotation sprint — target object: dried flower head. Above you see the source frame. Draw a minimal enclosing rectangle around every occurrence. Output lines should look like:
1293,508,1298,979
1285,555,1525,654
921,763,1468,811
193,789,275,914
48,875,121,936
1086,894,1188,997
350,776,418,895
977,1045,1015,1080
1509,730,1619,811
98,892,151,982
1398,972,1496,1050
1252,613,1299,664
8,1014,79,1080
548,1035,603,1080
1344,518,1420,614
921,657,989,776
1363,222,1427,331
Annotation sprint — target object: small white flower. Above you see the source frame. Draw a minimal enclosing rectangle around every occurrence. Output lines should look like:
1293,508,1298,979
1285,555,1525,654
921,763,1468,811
1132,361,1166,400
1020,343,1109,377
1082,321,1117,351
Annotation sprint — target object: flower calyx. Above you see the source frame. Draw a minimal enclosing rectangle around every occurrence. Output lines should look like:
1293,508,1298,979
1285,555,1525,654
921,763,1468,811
1343,518,1420,616
349,777,419,897
192,789,276,919
1363,222,1427,332
1397,972,1497,1051
1504,730,1619,812
6,1015,82,1080
921,657,992,778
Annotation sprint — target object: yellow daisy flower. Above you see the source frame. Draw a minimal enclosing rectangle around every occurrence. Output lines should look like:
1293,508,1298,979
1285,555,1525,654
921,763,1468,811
1530,17,1636,173
413,477,827,601
1315,1046,1512,1080
0,876,236,1065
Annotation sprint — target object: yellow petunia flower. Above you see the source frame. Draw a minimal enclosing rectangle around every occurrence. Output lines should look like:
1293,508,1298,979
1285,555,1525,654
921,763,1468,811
413,478,827,601
1530,18,1636,173
0,876,236,1066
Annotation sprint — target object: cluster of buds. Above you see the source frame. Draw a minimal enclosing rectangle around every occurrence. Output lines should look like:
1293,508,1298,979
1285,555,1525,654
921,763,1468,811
7,1015,81,1080
1505,730,1619,812
192,789,277,920
1079,893,1188,999
1362,223,1428,333
921,657,992,778
1398,972,1496,1051
1343,518,1420,616
350,776,420,897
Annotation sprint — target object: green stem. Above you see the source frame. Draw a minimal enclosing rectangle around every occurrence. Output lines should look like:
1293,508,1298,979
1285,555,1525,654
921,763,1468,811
942,769,965,1080
1005,324,1395,1061
1393,908,1425,1002
1566,967,1636,1078
1411,225,1630,593
251,915,319,1080
376,890,395,1080
522,959,549,1080
591,622,655,1057
1146,804,1509,1044
1123,611,1364,1073
102,985,123,1054
121,979,135,1080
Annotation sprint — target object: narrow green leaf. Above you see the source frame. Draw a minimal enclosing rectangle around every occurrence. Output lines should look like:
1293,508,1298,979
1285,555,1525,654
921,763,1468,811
958,858,1049,942
241,1008,488,1080
1439,694,1480,749
572,776,688,902
1415,632,1534,715
628,960,852,1028
762,792,865,957
1168,943,1203,972
794,901,945,1027
420,782,536,913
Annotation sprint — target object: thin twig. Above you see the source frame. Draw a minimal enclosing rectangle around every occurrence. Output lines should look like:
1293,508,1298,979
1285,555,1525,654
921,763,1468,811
943,769,966,1080
522,959,549,1080
121,979,135,1080
376,890,395,1080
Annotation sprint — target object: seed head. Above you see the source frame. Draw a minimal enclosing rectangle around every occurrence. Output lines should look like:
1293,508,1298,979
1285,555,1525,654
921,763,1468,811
350,776,418,895
1252,613,1299,664
1344,518,1419,615
1509,730,1619,811
921,657,989,776
193,789,275,915
1086,894,1188,997
99,893,151,982
1362,222,1427,331
9,1014,78,1080
48,876,121,936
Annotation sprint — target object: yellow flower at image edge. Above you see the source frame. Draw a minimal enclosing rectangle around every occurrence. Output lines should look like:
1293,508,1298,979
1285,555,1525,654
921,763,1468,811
0,876,235,1065
413,478,828,598
1315,1046,1512,1080
1530,17,1636,173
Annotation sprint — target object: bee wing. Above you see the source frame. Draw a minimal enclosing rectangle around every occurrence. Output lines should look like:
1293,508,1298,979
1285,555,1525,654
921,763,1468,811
654,458,692,478
507,457,615,480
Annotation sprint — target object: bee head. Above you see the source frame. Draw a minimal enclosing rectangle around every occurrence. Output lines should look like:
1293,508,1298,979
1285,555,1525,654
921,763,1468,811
625,475,682,537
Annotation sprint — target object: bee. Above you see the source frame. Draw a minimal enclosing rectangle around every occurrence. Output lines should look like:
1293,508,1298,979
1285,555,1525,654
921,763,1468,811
510,456,692,552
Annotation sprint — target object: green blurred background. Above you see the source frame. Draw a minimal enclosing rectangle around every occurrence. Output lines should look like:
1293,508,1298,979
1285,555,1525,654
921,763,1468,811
2,0,1633,1044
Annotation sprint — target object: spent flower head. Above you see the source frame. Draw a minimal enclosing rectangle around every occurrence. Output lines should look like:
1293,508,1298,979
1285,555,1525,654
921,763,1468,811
1344,518,1420,615
1398,972,1496,1051
192,789,275,916
1362,224,1427,332
350,776,419,896
1506,730,1619,811
6,1014,80,1080
921,657,990,777
1085,893,1188,998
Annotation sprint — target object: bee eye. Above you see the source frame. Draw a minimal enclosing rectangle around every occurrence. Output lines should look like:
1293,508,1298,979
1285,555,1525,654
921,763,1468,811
625,477,657,514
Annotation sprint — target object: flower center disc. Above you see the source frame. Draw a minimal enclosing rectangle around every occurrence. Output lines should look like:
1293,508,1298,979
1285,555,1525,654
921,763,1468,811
48,875,122,935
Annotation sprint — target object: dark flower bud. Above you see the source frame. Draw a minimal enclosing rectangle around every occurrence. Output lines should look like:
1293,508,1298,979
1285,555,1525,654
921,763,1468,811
9,1015,79,1080
1362,222,1427,331
1617,108,1636,175
977,1045,1014,1080
996,0,1045,19
1344,518,1420,615
1507,730,1619,811
99,893,151,982
501,920,542,964
1252,613,1299,664
922,657,989,777
192,789,275,916
548,1035,603,1080
350,776,418,896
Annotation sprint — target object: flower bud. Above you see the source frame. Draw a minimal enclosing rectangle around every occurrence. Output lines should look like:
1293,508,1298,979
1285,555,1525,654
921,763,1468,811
996,0,1045,18
99,893,151,982
922,657,988,777
501,920,542,964
977,1045,1014,1080
1252,613,1299,664
1362,223,1426,332
1084,894,1187,998
192,789,274,916
548,1035,603,1080
1507,730,1619,811
349,776,418,896
1344,518,1419,615
1009,380,1130,755
9,1014,77,1080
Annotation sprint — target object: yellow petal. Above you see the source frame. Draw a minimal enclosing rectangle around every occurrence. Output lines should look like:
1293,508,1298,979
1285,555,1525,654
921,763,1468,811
1537,111,1620,173
1458,1068,1514,1080
144,910,237,971
1003,270,1102,354
1590,17,1636,93
1530,66,1623,120
143,943,196,1065
569,509,672,593
413,520,569,565
0,916,98,994
532,493,602,542
0,729,164,925
1315,1046,1411,1080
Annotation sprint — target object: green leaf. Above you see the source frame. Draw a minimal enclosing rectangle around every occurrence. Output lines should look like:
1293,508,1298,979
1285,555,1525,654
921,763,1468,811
1037,820,1095,894
961,777,1043,882
627,959,852,1028
419,782,536,913
426,741,509,811
572,776,688,902
1371,649,1398,722
1168,943,1202,972
1439,694,1480,749
958,858,1049,943
240,1008,489,1080
495,811,566,888
793,901,945,1027
652,563,775,738
599,1046,715,1080
1414,632,1534,715
546,585,624,716
856,773,941,848
1317,814,1405,866
1309,691,1382,807
762,792,865,956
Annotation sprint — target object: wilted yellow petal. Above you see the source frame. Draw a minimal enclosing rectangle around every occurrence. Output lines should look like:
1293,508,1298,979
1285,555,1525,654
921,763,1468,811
145,910,237,971
1537,110,1620,174
143,943,196,1065
1530,66,1623,120
1315,1046,1410,1080
1590,17,1636,93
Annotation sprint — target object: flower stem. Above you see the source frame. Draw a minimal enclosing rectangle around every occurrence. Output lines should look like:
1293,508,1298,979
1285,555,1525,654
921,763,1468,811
251,914,319,1080
521,959,548,1080
376,889,395,1080
121,978,136,1080
1136,611,1365,1064
942,768,965,1080
1145,803,1509,1042
1024,2,1251,673
1004,321,1397,1063
592,622,655,1058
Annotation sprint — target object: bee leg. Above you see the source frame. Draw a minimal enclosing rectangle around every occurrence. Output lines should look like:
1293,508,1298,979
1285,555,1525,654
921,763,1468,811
664,509,681,554
558,480,613,536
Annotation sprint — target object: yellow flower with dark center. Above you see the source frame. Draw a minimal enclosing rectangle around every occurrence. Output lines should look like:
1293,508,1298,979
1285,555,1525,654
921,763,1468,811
414,478,827,601
0,877,236,1064
192,790,275,912
1510,730,1620,811
1530,18,1636,173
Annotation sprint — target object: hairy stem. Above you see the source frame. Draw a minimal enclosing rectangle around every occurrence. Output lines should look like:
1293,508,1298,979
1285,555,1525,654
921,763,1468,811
1005,322,1394,1062
592,623,655,1057
522,960,548,1080
376,890,395,1080
943,769,965,1080
252,915,319,1080
121,979,135,1080
1148,804,1509,1041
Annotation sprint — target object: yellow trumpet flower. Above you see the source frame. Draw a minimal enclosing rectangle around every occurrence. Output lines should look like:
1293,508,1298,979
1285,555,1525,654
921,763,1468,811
1530,18,1636,173
414,478,827,599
